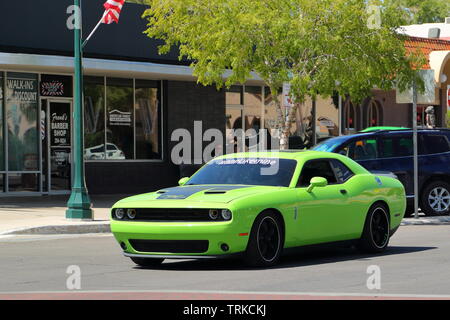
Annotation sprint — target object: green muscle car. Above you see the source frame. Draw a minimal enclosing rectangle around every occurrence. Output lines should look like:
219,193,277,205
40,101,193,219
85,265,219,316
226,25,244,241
111,151,406,267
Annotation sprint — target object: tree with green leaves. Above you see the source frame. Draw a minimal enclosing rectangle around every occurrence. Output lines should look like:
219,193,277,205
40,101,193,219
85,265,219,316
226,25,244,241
389,0,450,24
143,0,424,149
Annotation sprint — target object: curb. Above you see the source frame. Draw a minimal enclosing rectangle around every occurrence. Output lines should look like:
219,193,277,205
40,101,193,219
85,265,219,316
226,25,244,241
1,216,449,236
0,223,111,236
401,216,450,226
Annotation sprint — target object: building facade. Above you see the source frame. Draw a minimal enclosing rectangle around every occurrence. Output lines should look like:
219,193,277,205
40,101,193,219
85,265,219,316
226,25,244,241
1,1,450,196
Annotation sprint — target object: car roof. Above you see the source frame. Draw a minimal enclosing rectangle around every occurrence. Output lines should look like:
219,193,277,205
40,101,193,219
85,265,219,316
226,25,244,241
374,128,450,134
322,128,450,141
359,126,409,133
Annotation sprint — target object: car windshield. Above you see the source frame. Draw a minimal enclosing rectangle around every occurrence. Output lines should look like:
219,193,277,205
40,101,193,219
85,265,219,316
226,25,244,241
313,136,349,152
186,158,297,187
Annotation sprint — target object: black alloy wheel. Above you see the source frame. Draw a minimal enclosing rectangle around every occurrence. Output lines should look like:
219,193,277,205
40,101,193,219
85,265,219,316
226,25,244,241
358,204,390,253
370,208,390,249
244,211,283,267
257,216,281,262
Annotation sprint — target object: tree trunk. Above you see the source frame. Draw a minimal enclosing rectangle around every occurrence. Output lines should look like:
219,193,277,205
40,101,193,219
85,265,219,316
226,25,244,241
271,86,299,150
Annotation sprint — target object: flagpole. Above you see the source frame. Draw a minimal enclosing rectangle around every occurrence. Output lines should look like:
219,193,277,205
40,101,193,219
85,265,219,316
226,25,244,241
66,0,93,220
82,10,109,48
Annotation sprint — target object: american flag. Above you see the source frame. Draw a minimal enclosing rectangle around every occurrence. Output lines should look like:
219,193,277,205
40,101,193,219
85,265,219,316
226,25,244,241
101,0,126,24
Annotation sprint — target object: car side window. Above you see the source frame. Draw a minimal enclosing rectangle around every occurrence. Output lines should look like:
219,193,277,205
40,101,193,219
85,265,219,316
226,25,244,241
421,135,450,155
330,159,354,183
380,135,413,158
297,160,338,187
337,139,378,160
91,146,104,153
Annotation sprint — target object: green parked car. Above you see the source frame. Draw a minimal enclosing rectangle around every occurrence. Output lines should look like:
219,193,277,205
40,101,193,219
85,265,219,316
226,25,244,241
359,126,409,133
111,151,406,267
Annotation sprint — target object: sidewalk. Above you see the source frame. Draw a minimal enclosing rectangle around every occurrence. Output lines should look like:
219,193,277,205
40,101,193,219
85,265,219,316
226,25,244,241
0,194,130,235
0,195,449,236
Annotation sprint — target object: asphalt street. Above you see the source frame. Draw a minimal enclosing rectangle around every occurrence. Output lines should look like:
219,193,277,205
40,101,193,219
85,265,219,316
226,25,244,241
0,225,449,297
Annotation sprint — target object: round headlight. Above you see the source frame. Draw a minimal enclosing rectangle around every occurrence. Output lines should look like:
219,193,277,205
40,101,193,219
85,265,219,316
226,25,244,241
221,209,232,221
209,209,219,220
115,208,125,219
127,209,136,219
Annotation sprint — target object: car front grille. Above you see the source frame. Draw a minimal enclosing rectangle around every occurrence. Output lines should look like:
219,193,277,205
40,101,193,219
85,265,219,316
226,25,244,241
129,239,209,253
112,208,224,222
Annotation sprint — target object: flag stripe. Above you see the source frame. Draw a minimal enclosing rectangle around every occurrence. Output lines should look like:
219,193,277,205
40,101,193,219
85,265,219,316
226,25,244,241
101,0,125,24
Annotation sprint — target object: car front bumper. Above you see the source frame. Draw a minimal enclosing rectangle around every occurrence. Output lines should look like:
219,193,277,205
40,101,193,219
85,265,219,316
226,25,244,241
111,220,250,257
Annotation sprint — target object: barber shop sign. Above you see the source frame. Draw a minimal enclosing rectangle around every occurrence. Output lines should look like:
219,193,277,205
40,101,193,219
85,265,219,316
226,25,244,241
41,80,65,96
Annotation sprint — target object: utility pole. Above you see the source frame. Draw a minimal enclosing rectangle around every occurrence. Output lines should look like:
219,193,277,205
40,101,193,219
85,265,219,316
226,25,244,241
66,0,93,220
412,80,419,219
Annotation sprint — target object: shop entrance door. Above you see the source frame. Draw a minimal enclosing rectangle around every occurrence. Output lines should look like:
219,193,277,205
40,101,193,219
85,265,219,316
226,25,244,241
41,100,72,193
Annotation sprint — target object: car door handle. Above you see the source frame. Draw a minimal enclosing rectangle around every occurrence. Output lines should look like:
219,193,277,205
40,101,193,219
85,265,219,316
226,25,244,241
340,189,347,195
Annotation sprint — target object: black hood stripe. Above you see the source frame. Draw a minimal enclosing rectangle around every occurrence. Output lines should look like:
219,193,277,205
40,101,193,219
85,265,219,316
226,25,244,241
156,185,251,200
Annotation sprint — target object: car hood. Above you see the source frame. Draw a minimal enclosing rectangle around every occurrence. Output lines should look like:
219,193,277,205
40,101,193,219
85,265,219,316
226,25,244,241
114,185,282,206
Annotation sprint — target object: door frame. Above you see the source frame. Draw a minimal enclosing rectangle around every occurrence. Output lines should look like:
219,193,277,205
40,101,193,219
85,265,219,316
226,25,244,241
41,98,73,194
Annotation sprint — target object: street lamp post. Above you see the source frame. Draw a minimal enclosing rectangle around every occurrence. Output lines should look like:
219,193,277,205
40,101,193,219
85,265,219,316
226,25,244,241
412,80,419,219
66,0,93,220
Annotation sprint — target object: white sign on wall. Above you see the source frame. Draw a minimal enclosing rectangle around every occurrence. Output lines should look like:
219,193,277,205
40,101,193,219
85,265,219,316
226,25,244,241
396,69,436,104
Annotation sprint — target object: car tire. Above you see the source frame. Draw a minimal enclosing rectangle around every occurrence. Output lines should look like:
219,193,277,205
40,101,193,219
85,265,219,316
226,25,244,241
357,203,390,253
420,181,450,216
130,257,164,268
244,211,284,267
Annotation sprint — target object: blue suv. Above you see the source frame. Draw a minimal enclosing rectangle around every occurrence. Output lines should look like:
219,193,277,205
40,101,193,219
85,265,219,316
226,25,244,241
313,129,450,217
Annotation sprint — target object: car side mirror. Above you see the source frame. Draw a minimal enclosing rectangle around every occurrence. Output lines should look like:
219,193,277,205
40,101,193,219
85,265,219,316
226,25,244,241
178,177,190,186
307,177,328,193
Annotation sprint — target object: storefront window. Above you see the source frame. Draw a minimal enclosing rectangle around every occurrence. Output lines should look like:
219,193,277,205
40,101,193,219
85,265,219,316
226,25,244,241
244,86,262,134
6,72,39,172
263,86,282,149
84,76,106,160
106,78,133,160
315,97,339,143
135,80,161,159
264,88,339,149
226,85,243,106
8,173,39,192
0,72,4,172
84,77,162,161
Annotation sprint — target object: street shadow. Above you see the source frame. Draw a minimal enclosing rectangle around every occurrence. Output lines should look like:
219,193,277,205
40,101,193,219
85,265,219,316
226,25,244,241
132,245,437,271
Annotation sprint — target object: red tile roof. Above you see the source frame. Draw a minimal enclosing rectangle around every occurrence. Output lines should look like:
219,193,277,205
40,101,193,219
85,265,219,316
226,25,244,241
405,36,450,69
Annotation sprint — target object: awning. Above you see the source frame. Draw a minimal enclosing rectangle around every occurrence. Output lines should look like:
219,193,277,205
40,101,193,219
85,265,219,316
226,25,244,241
0,52,263,84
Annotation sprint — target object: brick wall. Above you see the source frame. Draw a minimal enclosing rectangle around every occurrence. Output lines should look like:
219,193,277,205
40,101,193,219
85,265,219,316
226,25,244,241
167,80,226,165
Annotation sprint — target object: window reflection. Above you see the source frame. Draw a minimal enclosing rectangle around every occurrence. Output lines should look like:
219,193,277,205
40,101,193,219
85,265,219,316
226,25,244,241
83,77,163,161
106,78,133,160
6,72,39,171
8,173,39,192
0,73,3,172
135,80,161,159
84,76,105,160
263,86,282,149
